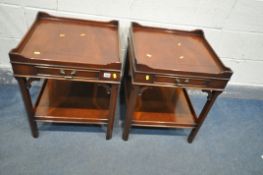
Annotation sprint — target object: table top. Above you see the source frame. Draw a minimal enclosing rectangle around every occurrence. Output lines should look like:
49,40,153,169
10,12,120,68
131,23,230,75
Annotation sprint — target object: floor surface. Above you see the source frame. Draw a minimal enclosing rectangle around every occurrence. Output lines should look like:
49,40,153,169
0,84,262,175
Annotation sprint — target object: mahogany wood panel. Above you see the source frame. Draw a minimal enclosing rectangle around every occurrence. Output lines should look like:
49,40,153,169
35,80,110,123
124,76,196,128
11,63,121,83
128,23,233,90
131,22,231,76
10,12,120,67
132,87,197,128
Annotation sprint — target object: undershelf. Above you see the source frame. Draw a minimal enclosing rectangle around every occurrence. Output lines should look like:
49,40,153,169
125,82,197,128
35,80,110,124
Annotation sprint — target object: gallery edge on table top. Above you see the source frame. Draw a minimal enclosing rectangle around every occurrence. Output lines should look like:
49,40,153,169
130,22,232,77
9,12,120,68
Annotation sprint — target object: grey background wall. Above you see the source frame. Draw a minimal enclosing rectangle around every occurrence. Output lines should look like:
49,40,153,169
0,0,263,86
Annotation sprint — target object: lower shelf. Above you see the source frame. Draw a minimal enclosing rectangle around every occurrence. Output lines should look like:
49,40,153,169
35,80,111,124
128,85,197,128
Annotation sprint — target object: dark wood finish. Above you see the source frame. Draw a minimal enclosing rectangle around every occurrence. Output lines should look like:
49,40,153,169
35,80,110,123
187,90,221,143
11,63,121,83
133,25,223,74
10,12,121,84
131,23,231,75
128,23,232,91
106,84,119,139
17,78,38,138
9,12,121,139
10,12,120,69
126,82,197,128
122,85,139,141
123,22,233,143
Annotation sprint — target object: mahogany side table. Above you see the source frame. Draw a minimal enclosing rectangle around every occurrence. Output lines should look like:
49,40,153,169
9,12,121,140
122,22,233,143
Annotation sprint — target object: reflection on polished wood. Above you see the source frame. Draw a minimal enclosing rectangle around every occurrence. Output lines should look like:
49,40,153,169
132,87,197,128
35,80,110,124
132,23,228,75
15,13,119,66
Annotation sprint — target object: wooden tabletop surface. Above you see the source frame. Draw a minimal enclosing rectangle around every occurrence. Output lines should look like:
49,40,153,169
16,13,120,66
131,23,224,74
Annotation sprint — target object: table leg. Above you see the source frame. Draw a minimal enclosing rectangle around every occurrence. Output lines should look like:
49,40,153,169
187,90,222,143
16,77,38,138
106,84,119,140
122,85,139,141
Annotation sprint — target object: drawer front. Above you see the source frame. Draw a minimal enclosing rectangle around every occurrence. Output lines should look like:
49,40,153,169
155,76,210,87
36,66,99,80
12,64,120,82
134,73,227,89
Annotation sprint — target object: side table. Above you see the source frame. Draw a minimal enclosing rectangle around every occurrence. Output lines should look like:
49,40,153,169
122,22,233,143
9,12,121,139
